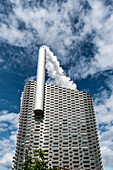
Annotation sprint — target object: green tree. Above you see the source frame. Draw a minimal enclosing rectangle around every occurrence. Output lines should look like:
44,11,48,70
21,147,57,170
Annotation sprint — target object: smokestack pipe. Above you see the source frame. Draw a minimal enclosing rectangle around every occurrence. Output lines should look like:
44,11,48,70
34,46,46,114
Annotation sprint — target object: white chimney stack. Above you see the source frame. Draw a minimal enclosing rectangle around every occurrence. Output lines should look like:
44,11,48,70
34,46,46,114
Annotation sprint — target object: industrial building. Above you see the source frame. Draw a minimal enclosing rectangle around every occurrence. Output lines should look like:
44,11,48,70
12,46,103,170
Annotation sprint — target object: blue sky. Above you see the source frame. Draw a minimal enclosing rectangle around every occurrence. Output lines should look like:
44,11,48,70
0,0,113,169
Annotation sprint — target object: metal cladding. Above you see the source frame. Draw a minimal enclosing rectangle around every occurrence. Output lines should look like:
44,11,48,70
34,46,46,114
13,82,103,170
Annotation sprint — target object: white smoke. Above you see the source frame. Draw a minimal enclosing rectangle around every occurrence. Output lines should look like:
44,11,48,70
43,45,77,90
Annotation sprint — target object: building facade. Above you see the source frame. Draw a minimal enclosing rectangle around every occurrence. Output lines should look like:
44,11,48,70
12,81,103,170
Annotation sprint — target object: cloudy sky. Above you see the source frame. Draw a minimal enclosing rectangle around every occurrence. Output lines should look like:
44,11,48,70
0,0,113,169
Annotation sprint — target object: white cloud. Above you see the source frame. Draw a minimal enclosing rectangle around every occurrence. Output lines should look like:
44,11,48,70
95,77,113,125
0,110,17,169
0,0,113,79
0,0,76,54
95,94,113,124
104,167,113,170
94,77,113,169
0,110,17,168
0,123,8,132
85,1,113,71
0,110,17,131
0,131,17,169
0,58,4,63
0,23,33,47
25,75,36,83
0,152,14,169
101,146,113,167
68,0,113,79
0,166,11,170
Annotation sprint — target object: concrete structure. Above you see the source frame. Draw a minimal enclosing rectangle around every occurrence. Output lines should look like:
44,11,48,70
12,46,103,169
12,81,103,170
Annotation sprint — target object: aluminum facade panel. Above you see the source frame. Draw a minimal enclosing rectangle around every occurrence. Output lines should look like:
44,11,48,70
12,81,103,170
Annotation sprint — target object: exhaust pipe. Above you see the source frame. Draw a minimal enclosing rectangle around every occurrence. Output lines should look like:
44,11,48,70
34,46,46,115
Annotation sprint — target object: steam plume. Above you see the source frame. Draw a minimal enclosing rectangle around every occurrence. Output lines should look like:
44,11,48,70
44,45,77,90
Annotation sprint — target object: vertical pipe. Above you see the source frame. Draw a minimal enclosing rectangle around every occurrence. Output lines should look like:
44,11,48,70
34,46,46,114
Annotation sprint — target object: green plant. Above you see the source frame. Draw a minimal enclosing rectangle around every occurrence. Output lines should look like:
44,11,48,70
21,147,58,170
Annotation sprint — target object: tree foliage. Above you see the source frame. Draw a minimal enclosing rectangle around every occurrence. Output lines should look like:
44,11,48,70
21,147,57,170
